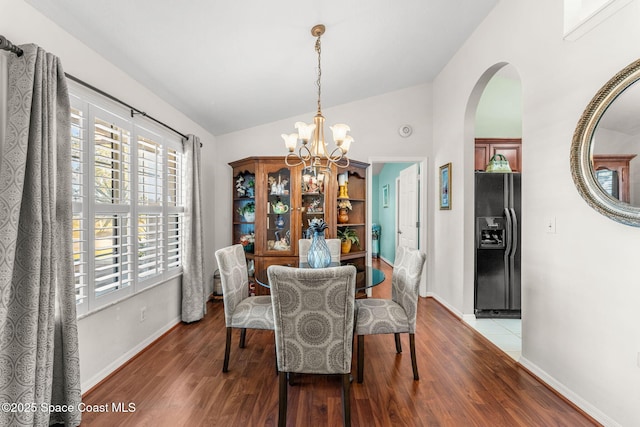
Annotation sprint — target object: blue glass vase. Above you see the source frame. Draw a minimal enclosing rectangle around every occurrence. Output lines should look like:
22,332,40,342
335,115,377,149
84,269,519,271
307,231,332,268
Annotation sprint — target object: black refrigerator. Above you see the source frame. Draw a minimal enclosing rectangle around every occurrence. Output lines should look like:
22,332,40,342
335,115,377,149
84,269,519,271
474,172,521,318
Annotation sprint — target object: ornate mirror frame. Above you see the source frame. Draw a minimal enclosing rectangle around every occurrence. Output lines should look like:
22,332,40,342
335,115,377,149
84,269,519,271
570,58,640,226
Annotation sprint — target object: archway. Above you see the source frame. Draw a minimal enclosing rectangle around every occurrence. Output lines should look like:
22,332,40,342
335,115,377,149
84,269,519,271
463,63,523,359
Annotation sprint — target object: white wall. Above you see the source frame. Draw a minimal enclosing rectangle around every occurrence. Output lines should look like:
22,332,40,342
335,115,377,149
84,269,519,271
433,0,640,425
1,0,217,392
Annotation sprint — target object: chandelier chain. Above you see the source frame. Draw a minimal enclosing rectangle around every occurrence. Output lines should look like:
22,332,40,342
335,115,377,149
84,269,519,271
315,36,322,114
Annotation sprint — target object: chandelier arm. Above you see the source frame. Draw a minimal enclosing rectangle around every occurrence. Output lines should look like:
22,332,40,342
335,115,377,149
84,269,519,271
328,147,350,168
285,152,307,168
285,144,314,168
298,144,313,162
327,146,346,162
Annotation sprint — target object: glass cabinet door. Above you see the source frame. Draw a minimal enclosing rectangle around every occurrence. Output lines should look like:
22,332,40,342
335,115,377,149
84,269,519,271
233,169,256,254
265,165,294,255
300,167,328,238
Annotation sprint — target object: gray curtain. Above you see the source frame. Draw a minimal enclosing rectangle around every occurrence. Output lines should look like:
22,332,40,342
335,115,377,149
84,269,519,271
0,45,81,426
181,134,205,322
1,52,6,161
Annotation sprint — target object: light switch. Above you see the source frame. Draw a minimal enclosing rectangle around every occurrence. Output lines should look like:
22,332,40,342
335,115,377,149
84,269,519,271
545,216,556,234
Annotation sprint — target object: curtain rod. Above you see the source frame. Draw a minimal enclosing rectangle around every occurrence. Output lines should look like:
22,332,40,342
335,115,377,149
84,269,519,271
0,35,23,56
1,34,198,145
64,73,189,141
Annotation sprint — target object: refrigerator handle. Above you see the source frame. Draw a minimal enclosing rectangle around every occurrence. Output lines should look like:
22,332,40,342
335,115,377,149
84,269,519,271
503,207,512,309
504,208,512,255
510,208,518,257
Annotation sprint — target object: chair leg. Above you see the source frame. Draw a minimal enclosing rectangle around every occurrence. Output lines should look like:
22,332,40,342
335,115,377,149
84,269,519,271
394,333,402,353
409,333,419,380
274,346,278,376
239,328,247,348
357,335,364,383
278,371,288,427
341,373,351,427
223,327,232,373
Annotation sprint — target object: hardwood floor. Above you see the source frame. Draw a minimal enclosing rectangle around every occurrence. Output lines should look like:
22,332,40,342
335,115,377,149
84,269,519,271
81,258,599,426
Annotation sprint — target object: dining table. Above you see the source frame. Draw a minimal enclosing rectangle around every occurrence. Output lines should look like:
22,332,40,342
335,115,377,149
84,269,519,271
254,262,385,292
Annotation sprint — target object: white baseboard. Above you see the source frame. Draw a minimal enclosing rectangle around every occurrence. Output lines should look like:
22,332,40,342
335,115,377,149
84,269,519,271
461,313,477,324
379,255,393,267
425,292,463,319
518,356,618,426
81,315,181,393
426,293,617,426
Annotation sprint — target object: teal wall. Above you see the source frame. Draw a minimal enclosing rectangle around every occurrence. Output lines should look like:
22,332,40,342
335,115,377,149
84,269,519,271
475,75,522,138
373,163,414,263
372,174,379,224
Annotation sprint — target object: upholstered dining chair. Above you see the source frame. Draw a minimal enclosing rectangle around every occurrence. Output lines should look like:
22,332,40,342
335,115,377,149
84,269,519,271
268,265,357,427
298,238,341,263
215,244,274,373
355,245,426,383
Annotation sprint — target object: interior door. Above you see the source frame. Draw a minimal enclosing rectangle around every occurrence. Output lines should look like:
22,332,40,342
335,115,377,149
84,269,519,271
398,164,419,249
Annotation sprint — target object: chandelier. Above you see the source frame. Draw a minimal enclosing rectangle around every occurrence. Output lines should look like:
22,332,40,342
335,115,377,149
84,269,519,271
282,24,352,172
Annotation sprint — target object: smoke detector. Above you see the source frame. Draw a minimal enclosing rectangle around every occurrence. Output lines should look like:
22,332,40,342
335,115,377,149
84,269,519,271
398,125,413,138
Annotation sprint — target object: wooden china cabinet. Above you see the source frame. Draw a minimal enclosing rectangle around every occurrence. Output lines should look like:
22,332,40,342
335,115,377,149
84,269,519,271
335,160,369,288
229,156,369,295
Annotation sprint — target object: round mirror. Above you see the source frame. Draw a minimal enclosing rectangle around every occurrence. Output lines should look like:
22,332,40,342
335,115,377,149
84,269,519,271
571,58,640,226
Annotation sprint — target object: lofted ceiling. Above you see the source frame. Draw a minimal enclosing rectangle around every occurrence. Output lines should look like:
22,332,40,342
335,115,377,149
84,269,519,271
25,0,498,137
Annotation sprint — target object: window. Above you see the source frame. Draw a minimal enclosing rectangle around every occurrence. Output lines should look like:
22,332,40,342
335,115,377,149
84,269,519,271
70,82,185,316
564,0,633,40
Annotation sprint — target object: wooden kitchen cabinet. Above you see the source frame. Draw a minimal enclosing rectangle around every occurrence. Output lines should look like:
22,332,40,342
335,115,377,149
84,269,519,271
475,138,522,172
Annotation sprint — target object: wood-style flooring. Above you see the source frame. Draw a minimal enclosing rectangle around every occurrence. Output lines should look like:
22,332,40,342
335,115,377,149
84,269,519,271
81,258,600,426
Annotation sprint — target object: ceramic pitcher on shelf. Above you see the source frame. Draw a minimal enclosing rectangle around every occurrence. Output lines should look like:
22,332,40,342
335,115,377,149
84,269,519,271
271,201,289,214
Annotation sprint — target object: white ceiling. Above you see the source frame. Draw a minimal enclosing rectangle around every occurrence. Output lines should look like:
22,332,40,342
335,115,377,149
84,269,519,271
25,0,498,137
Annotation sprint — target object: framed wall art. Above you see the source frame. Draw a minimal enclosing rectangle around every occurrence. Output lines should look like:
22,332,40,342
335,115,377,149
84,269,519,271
382,184,389,208
439,163,451,210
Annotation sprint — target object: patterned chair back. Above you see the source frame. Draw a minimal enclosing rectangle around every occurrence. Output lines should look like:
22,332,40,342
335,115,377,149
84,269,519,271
326,239,341,262
391,246,427,333
215,244,249,326
268,265,356,374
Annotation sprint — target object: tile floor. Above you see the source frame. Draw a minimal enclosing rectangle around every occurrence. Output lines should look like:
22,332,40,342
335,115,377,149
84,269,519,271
465,318,522,361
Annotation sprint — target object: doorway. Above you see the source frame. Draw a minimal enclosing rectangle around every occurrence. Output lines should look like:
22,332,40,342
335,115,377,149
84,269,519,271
467,64,523,360
367,158,427,295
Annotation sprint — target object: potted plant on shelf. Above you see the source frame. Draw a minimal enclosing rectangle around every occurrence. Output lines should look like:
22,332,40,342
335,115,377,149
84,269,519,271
245,177,255,197
237,201,255,222
337,227,360,254
337,199,352,224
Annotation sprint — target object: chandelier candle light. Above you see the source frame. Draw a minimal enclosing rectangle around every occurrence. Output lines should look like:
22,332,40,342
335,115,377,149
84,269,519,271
282,24,353,173
338,172,349,198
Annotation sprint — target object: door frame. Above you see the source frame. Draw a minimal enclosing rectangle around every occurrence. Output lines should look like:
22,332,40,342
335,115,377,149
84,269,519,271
395,176,400,250
367,156,428,296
